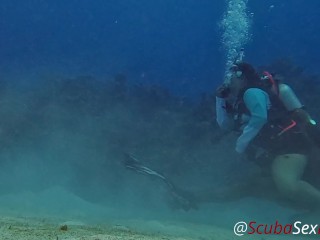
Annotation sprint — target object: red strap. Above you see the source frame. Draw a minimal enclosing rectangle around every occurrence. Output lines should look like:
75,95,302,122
277,120,297,136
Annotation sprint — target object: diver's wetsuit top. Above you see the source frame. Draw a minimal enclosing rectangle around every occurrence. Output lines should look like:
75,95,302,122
216,86,316,162
216,88,270,153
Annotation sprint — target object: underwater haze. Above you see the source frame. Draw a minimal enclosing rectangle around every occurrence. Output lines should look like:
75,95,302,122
0,0,320,239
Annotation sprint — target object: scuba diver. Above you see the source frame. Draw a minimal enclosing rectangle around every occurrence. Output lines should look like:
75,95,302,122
121,49,320,211
215,59,320,210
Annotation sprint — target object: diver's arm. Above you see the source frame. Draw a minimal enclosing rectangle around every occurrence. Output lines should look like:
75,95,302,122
235,89,269,153
216,97,234,131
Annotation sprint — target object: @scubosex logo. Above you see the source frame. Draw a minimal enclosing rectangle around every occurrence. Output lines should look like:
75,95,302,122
234,221,320,236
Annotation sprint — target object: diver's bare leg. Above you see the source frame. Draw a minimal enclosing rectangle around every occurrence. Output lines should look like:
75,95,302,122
272,154,320,209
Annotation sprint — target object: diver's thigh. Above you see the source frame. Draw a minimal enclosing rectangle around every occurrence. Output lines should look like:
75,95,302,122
272,154,307,183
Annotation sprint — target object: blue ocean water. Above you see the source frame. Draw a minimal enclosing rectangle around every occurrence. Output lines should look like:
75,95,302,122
1,0,318,96
0,0,319,238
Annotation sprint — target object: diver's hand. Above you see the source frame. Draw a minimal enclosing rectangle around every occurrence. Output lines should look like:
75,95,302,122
216,84,230,98
245,145,269,162
254,147,268,159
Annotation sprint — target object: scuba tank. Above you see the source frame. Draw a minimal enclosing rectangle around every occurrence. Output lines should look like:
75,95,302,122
260,72,303,112
278,83,303,111
274,79,320,148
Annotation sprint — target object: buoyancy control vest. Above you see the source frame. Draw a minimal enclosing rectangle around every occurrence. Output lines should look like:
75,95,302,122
230,78,307,163
232,73,304,141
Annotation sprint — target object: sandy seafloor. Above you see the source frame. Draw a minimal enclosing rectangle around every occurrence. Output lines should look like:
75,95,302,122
1,216,314,240
0,187,317,240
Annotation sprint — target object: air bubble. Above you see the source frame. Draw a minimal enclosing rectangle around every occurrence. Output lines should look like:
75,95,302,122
219,0,251,83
